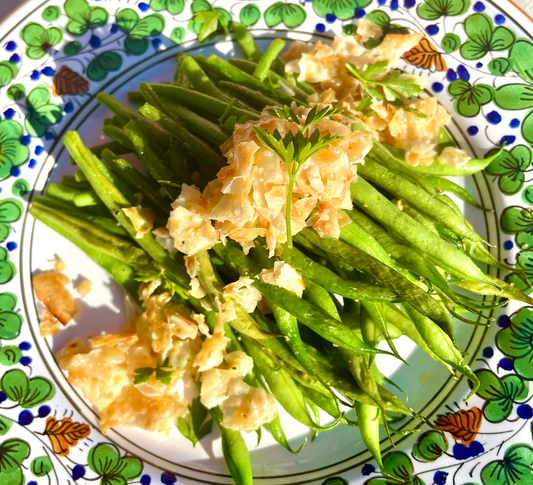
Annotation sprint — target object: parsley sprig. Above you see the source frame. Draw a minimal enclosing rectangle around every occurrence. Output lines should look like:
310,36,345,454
346,61,427,118
133,366,176,386
194,10,229,42
177,397,213,447
252,105,344,246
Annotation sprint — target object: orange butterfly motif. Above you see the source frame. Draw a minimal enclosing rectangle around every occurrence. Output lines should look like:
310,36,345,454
43,416,91,456
435,407,483,446
403,38,447,72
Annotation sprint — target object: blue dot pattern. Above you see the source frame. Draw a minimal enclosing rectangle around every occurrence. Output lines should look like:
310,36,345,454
30,70,40,81
9,54,20,63
446,68,457,81
89,35,101,48
487,111,501,124
355,8,366,18
495,14,505,25
20,135,31,146
35,146,44,155
138,2,150,11
326,13,336,23
19,342,31,351
362,464,376,476
316,23,326,32
476,62,483,68
503,240,514,250
10,167,20,178
5,41,17,52
391,0,399,10
141,475,152,485
28,159,37,169
510,118,520,128
41,66,55,76
497,315,511,328
474,1,485,11
38,405,51,418
64,102,75,114
152,38,162,49
3,109,15,119
18,410,33,426
426,24,439,35
432,82,443,93
161,472,177,485
72,465,86,480
404,0,416,7
499,357,514,370
434,471,448,485
467,126,478,136
482,347,494,358
6,242,17,251
517,404,533,419
457,65,470,80
500,135,516,146
20,356,32,366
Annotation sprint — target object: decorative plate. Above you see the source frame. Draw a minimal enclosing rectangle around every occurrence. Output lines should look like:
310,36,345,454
0,0,531,484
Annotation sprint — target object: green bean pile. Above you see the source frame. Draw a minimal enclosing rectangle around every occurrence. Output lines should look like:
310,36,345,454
30,25,533,485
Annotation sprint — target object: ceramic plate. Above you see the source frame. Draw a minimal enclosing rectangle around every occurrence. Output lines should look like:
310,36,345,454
0,0,531,483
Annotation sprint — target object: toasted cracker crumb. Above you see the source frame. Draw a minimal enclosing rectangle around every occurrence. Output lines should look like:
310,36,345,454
76,279,93,298
49,256,67,272
39,309,61,338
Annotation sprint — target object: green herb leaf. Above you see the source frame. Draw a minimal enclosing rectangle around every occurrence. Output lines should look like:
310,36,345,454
346,61,424,103
133,367,154,385
177,397,214,447
194,9,229,42
133,366,176,386
155,366,176,385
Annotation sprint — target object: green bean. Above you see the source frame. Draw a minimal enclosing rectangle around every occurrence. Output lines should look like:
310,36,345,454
151,83,259,120
228,58,309,102
267,416,306,453
33,196,127,237
196,250,274,340
127,91,145,105
351,177,495,286
206,55,304,106
96,92,171,150
361,302,405,362
232,22,262,62
210,407,253,485
30,203,141,304
451,277,533,305
279,244,400,302
138,102,224,179
340,222,417,283
47,183,100,208
181,55,224,98
89,139,132,159
358,157,485,243
158,101,228,148
219,81,283,110
381,304,453,373
103,153,171,213
298,228,454,340
123,120,181,200
242,336,337,430
174,52,191,87
402,303,479,399
424,175,489,212
355,403,384,469
101,125,135,152
64,131,190,291
253,39,286,81
459,238,515,272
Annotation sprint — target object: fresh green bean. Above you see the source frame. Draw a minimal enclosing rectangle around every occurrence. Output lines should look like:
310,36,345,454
210,407,253,485
402,303,479,399
127,91,145,105
96,92,171,149
232,22,262,62
196,250,275,340
30,203,141,304
181,55,224,98
451,277,533,305
101,125,135,151
242,336,337,430
278,244,401,302
174,52,191,87
267,416,306,453
123,120,181,200
47,183,100,208
298,228,455,340
253,39,286,81
228,58,309,102
206,55,305,106
424,175,489,211
355,403,384,469
151,83,259,120
139,102,224,179
219,81,283,110
64,131,190,291
358,157,485,243
351,177,495,286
